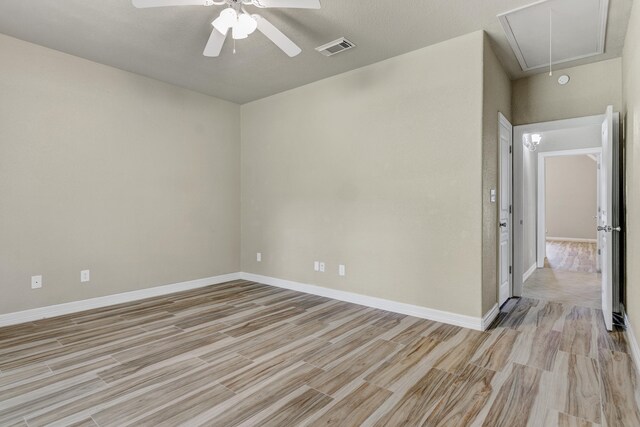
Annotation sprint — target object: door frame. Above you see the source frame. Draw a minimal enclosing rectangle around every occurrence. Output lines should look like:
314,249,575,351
512,114,605,297
498,112,513,305
536,147,602,268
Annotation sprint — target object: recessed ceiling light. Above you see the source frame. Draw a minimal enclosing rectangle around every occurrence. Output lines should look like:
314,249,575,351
558,75,570,85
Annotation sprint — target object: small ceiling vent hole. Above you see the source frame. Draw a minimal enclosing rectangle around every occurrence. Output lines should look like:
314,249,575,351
316,37,355,56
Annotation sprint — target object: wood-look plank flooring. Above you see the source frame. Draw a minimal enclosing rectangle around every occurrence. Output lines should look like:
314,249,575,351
545,241,598,273
524,241,601,309
1,280,639,426
523,268,601,310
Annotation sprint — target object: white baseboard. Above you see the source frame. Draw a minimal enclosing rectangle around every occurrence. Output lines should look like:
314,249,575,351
546,237,597,243
482,304,500,330
0,270,496,332
625,314,640,374
0,272,242,327
240,272,489,331
523,263,537,282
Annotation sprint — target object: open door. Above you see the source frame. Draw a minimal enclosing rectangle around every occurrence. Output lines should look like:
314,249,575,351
499,113,513,306
600,106,613,331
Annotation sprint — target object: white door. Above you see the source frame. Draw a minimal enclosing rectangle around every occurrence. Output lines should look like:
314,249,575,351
499,114,513,306
596,161,602,273
600,106,613,331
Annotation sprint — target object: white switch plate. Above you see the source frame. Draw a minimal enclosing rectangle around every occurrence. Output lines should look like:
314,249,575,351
338,264,346,277
319,262,325,273
256,252,262,262
81,270,90,283
314,261,320,272
490,189,497,203
31,275,42,289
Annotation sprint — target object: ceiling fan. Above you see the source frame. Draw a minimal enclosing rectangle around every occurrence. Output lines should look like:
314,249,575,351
132,0,321,57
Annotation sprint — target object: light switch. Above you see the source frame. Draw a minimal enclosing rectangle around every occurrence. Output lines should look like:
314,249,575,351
490,189,497,203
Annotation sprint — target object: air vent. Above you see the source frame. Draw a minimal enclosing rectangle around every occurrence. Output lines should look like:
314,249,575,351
315,38,355,57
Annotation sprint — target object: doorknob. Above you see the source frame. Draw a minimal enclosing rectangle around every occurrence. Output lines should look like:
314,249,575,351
499,222,507,228
598,225,623,232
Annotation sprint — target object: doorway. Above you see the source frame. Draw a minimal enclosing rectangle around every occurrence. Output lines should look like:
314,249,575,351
511,107,621,330
537,148,601,270
526,149,601,309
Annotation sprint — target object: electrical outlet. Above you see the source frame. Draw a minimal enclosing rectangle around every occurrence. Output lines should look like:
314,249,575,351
319,262,325,273
256,252,262,262
338,264,346,277
81,270,90,283
314,261,320,272
31,275,42,289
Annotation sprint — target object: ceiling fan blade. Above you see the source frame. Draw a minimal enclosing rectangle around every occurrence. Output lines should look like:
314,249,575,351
254,15,302,57
203,28,227,57
252,0,320,9
132,0,211,8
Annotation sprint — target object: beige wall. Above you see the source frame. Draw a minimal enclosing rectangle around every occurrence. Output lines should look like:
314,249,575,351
512,59,623,125
241,32,487,318
545,156,598,240
623,0,640,351
0,34,241,314
482,35,512,313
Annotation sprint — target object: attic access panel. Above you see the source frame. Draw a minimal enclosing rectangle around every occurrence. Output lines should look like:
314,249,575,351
498,0,608,72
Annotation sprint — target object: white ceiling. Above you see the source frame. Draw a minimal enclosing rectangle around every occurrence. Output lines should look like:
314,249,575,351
0,0,633,104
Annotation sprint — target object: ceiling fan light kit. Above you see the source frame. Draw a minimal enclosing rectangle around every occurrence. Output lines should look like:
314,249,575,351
212,8,257,40
133,0,321,57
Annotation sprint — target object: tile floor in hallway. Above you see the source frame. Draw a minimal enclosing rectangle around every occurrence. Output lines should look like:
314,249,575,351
524,241,601,309
0,280,638,426
545,240,598,274
523,268,601,310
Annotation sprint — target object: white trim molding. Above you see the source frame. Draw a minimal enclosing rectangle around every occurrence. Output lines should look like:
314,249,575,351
523,263,537,283
546,237,597,243
240,272,491,331
625,314,640,374
0,273,242,327
482,304,500,330
0,271,500,332
499,111,513,130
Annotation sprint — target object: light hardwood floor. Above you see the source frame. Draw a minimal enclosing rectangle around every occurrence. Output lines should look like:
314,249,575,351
0,280,638,426
523,269,601,309
545,241,598,273
524,241,601,309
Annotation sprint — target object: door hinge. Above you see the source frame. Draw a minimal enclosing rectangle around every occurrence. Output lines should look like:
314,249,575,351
598,249,601,255
509,266,512,274
509,146,512,154
509,205,512,214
